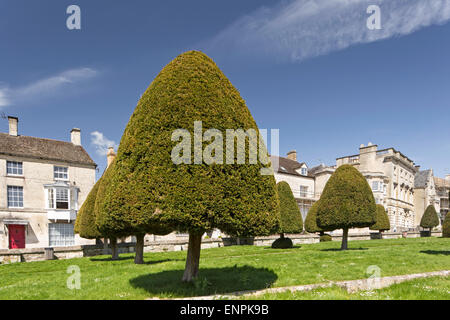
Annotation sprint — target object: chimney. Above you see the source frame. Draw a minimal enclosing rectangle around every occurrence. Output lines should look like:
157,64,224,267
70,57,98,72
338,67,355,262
8,116,18,136
107,147,116,168
71,128,81,146
287,150,297,162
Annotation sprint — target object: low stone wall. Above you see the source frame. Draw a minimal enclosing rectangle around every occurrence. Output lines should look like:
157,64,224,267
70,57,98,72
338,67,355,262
0,231,442,265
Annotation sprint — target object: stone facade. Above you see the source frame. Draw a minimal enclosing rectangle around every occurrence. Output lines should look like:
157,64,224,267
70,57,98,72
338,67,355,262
0,117,97,249
335,144,418,231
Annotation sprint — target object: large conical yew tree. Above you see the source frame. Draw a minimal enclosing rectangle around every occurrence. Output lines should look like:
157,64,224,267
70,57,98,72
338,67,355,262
420,205,440,233
272,182,303,248
317,165,376,250
369,204,390,237
100,51,280,281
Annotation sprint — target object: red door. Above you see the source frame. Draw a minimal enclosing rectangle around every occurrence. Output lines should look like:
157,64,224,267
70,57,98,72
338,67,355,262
9,225,25,249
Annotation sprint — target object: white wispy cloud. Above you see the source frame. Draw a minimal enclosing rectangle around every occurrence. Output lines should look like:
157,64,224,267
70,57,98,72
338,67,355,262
0,67,98,108
90,131,118,156
206,0,450,62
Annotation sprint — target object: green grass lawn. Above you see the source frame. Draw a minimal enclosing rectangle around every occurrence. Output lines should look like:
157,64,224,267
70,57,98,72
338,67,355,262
243,276,450,300
0,237,448,300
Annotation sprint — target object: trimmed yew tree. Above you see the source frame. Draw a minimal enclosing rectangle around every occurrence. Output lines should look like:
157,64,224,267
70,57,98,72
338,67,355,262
95,158,172,264
272,181,303,248
305,201,322,234
443,214,450,238
99,51,280,280
74,179,102,240
370,204,390,237
317,165,376,250
94,161,129,261
420,205,440,233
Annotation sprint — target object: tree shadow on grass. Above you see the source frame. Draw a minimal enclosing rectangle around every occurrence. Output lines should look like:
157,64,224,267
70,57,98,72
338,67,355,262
90,256,184,265
129,265,278,298
420,250,450,256
263,245,302,250
321,247,368,252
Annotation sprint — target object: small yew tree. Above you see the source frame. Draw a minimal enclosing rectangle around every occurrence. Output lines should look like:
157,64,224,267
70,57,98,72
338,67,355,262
370,204,390,235
99,51,280,280
94,161,130,260
420,205,440,232
272,182,303,248
305,201,323,235
75,179,102,240
317,165,376,250
443,214,450,238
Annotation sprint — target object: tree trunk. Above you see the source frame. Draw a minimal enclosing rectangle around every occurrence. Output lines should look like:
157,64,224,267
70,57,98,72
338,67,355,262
110,237,119,260
280,233,285,239
341,228,348,250
379,231,383,240
319,231,324,236
182,233,202,282
103,238,109,255
134,234,145,264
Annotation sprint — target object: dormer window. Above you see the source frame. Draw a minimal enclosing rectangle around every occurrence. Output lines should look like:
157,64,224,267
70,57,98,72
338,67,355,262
301,168,308,176
54,166,68,181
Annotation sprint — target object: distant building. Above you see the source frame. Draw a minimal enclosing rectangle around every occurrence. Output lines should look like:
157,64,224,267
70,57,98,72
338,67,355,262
434,176,450,224
271,151,317,221
335,143,418,231
0,116,97,249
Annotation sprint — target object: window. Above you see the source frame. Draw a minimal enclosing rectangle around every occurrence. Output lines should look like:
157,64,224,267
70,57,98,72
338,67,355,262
48,188,55,209
372,181,380,191
301,168,308,176
7,186,23,208
49,223,74,247
54,166,68,180
300,186,308,198
7,161,23,176
56,188,69,209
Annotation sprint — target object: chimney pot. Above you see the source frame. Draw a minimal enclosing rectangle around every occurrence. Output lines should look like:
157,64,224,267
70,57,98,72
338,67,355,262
107,147,116,168
287,150,297,162
71,128,81,146
8,116,18,136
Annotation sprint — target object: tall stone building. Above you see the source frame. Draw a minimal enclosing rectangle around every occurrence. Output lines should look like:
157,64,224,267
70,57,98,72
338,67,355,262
0,117,97,249
334,143,418,231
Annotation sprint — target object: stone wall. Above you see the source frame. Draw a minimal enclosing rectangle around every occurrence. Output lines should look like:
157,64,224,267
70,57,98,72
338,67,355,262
0,231,442,265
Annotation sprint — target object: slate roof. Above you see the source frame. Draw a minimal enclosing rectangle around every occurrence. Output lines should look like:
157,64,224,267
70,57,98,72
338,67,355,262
270,155,307,177
414,170,432,188
0,133,96,167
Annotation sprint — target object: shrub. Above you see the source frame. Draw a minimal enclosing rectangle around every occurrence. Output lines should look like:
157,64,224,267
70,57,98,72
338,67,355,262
271,237,293,249
443,214,450,238
370,204,390,232
305,201,323,234
74,178,102,239
317,165,376,250
420,205,440,232
320,234,332,242
277,181,303,234
99,51,280,280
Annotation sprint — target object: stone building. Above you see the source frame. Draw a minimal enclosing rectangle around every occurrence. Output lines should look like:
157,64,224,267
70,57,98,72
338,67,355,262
434,175,450,224
270,151,318,221
0,117,97,249
335,143,418,231
414,169,440,227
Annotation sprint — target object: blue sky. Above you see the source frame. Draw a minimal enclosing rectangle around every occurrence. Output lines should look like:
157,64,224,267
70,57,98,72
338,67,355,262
1,0,450,177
